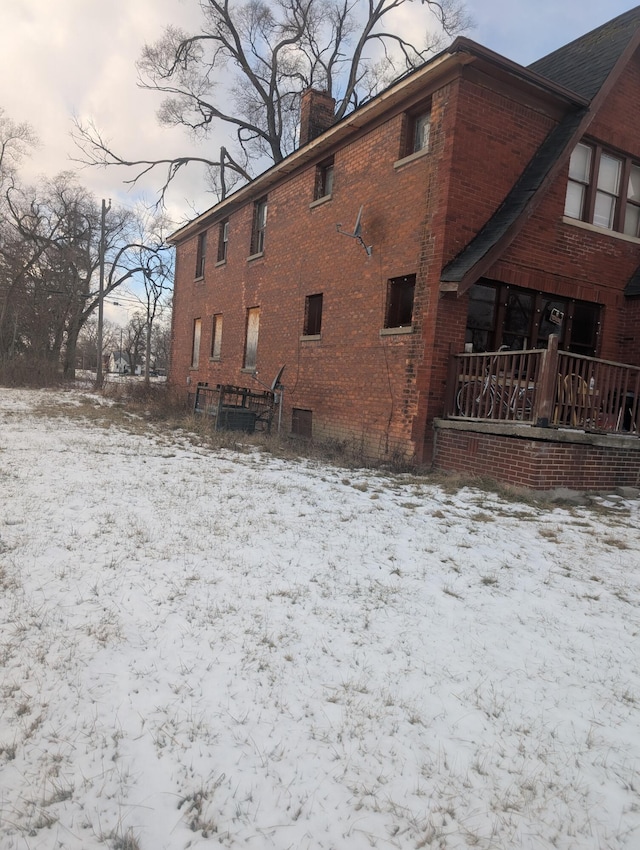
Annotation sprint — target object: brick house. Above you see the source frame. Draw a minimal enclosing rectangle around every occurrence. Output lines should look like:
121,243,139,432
169,8,640,488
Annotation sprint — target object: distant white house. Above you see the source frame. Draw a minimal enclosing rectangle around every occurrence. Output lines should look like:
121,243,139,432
108,352,131,375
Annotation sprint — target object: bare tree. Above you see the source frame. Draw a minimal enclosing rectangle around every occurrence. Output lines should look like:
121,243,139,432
73,0,470,203
1,172,172,378
0,108,38,190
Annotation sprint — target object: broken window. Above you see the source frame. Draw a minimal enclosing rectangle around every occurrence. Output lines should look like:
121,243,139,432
315,159,334,199
195,231,207,278
384,275,416,328
303,293,323,336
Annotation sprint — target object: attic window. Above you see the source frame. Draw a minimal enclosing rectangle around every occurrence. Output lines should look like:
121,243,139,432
411,111,431,154
565,141,640,237
315,158,334,200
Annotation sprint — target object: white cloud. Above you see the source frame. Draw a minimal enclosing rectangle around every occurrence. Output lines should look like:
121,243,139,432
0,0,635,221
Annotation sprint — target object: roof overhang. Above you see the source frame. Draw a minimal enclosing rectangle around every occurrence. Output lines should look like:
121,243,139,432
168,38,586,245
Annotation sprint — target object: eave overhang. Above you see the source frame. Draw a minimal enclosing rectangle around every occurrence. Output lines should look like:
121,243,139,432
168,38,587,245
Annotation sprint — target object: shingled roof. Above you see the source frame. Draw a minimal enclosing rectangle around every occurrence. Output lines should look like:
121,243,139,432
441,6,640,294
529,6,640,100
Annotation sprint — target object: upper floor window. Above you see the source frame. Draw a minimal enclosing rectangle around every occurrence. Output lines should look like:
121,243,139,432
195,231,207,278
411,111,431,154
303,293,323,336
217,220,229,263
251,198,268,255
565,141,640,237
315,159,334,200
384,275,416,328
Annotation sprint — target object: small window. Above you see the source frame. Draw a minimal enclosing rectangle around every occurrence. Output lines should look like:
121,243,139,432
191,318,202,368
292,408,312,438
384,275,416,328
243,307,260,370
251,198,268,255
210,314,223,359
409,111,430,155
303,293,323,336
217,220,229,262
315,159,334,200
195,231,207,278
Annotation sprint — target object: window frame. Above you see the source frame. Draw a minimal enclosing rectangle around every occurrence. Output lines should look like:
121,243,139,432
191,318,202,368
195,231,207,279
384,275,416,330
217,219,229,263
315,159,334,200
303,293,323,337
565,140,640,236
250,198,268,256
410,110,431,154
243,306,260,370
210,313,223,360
465,281,602,356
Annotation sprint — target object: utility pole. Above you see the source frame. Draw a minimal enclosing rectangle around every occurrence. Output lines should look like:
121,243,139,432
96,198,111,387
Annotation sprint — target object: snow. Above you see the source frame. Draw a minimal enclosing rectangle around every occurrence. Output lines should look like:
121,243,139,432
1,387,639,850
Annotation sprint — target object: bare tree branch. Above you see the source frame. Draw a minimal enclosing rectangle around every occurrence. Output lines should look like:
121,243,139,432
74,0,470,204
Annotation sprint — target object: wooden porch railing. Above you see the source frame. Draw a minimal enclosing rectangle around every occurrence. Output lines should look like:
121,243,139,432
445,335,640,434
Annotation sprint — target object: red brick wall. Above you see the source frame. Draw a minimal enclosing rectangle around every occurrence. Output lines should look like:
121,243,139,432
434,425,640,490
170,55,640,466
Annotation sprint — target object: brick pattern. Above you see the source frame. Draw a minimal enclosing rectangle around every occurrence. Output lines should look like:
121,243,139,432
170,55,640,476
433,428,640,490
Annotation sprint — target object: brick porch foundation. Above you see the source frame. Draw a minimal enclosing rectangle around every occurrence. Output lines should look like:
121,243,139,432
433,419,640,490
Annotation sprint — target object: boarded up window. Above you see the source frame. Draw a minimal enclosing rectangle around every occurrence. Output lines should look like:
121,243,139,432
210,314,222,359
244,307,260,370
292,408,312,438
191,318,202,368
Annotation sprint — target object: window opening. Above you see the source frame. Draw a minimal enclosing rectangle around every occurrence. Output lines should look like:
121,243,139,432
384,275,415,328
210,314,223,359
303,293,323,335
195,232,207,278
251,199,268,255
243,307,260,370
292,408,312,438
217,220,229,262
191,318,202,368
315,160,334,200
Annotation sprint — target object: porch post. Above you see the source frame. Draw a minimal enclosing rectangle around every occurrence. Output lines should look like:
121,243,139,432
533,333,559,427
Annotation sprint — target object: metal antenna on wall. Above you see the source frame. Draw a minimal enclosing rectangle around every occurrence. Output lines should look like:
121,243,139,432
336,206,372,256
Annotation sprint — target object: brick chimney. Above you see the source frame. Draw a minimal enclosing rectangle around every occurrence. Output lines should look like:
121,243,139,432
299,88,336,147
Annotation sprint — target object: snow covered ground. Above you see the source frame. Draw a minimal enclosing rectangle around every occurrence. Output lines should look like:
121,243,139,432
0,387,639,850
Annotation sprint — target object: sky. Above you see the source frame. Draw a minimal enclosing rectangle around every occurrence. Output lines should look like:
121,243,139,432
0,385,639,849
1,0,636,221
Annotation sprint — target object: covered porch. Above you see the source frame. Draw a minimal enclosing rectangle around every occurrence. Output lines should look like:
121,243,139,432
444,335,640,434
434,335,640,490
